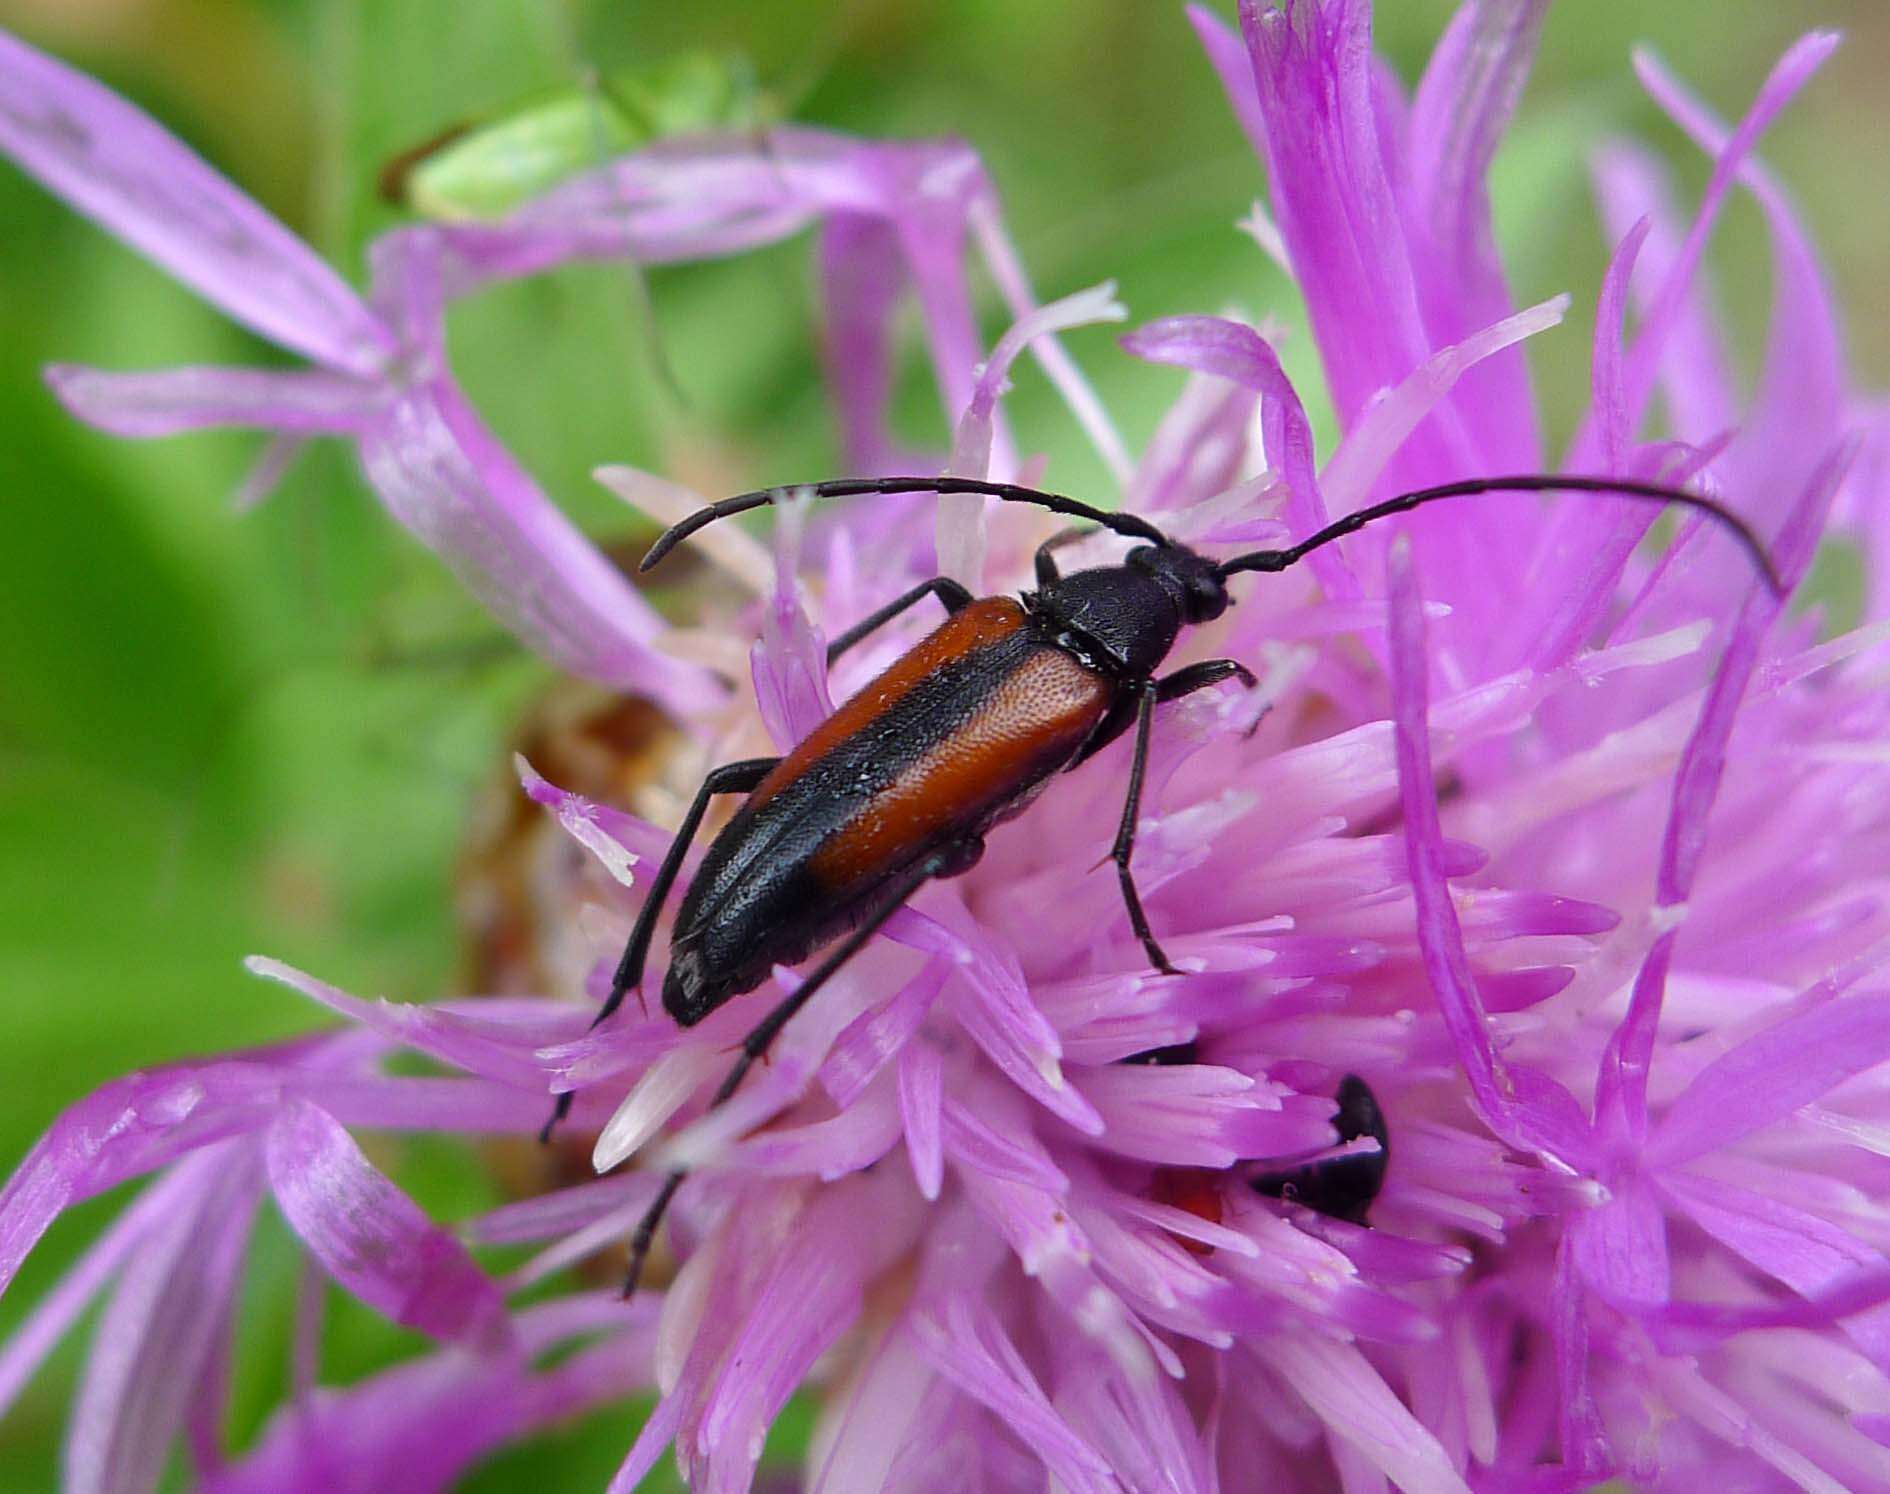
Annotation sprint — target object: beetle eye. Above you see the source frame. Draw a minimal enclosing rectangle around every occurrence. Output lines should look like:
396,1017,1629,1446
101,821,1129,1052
1186,574,1228,622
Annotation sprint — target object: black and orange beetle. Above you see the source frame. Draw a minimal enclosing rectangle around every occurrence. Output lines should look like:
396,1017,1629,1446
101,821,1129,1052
551,471,1779,1292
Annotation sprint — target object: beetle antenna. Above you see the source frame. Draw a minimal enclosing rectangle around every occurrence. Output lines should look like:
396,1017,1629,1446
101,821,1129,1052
639,476,1172,571
1215,474,1784,594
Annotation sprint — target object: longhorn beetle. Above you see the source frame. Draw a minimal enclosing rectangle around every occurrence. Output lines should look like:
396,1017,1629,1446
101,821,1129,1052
551,472,1780,1295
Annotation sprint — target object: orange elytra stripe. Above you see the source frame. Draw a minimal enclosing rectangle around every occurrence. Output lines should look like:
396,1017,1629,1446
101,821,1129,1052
807,640,1112,888
747,597,1033,810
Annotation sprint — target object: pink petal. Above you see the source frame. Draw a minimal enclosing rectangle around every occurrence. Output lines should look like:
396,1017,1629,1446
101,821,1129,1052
1635,42,1848,534
1617,33,1840,443
436,127,1000,443
247,957,570,1090
752,498,834,749
1406,0,1551,468
900,1040,947,1201
1591,145,1739,442
0,30,391,374
1520,218,1659,670
1598,441,1853,1135
1568,1176,1670,1311
44,363,380,438
884,897,1103,1134
1319,293,1568,518
215,1301,658,1494
1553,1233,1609,1480
514,754,675,870
1124,314,1350,598
66,1147,261,1494
968,201,1134,484
1661,1170,1890,1369
1650,994,1890,1167
1187,4,1269,163
466,1172,648,1245
263,1100,509,1349
950,279,1125,474
1386,537,1591,1165
1130,369,1259,515
694,1179,914,1486
1255,1333,1470,1494
0,1156,201,1418
822,958,950,1109
1229,0,1432,458
807,1326,938,1493
356,377,719,712
0,1048,340,1295
818,214,909,471
942,280,1126,585
1049,1342,1214,1494
909,1294,1116,1492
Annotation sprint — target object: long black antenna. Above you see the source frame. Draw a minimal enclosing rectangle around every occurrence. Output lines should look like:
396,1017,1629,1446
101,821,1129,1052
1216,474,1783,594
638,475,1171,571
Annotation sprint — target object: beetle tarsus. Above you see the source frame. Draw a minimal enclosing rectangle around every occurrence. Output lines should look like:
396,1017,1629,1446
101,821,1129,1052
538,1092,573,1146
623,1170,686,1297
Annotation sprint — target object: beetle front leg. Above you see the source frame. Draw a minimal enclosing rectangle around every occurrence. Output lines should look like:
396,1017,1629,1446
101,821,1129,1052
1032,526,1090,587
1112,680,1180,976
1161,657,1264,736
1155,657,1257,701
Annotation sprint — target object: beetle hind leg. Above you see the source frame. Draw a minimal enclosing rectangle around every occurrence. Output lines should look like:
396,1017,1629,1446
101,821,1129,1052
619,843,960,1295
539,754,779,1145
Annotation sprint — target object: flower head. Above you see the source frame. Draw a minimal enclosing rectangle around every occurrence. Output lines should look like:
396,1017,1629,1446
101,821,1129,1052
5,4,1890,1491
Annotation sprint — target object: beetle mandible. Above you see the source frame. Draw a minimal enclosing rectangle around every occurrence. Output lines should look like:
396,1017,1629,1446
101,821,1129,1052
552,471,1780,1293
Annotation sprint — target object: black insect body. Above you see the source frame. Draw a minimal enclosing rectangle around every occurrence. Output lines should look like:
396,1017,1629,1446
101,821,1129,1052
1253,1074,1392,1225
1122,1041,1203,1067
550,471,1779,1293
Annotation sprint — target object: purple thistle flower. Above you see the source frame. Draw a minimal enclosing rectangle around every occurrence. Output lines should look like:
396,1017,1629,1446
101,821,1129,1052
5,3,1890,1490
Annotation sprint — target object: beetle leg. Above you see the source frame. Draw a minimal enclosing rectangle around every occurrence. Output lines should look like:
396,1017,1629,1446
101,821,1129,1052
1074,659,1259,772
540,754,779,1144
1155,657,1257,700
1035,538,1060,587
826,577,972,665
1033,526,1091,586
1113,680,1181,976
621,845,959,1295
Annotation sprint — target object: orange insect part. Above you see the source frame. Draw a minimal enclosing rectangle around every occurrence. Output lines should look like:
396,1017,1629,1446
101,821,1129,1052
1151,1169,1226,1257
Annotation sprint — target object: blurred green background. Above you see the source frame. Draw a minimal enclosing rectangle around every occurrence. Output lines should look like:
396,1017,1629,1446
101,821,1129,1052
0,0,1882,1486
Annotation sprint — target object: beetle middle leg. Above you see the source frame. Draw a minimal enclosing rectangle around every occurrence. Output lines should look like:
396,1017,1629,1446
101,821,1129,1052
621,841,970,1295
826,577,972,664
1112,660,1259,974
1113,681,1178,974
540,754,779,1143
